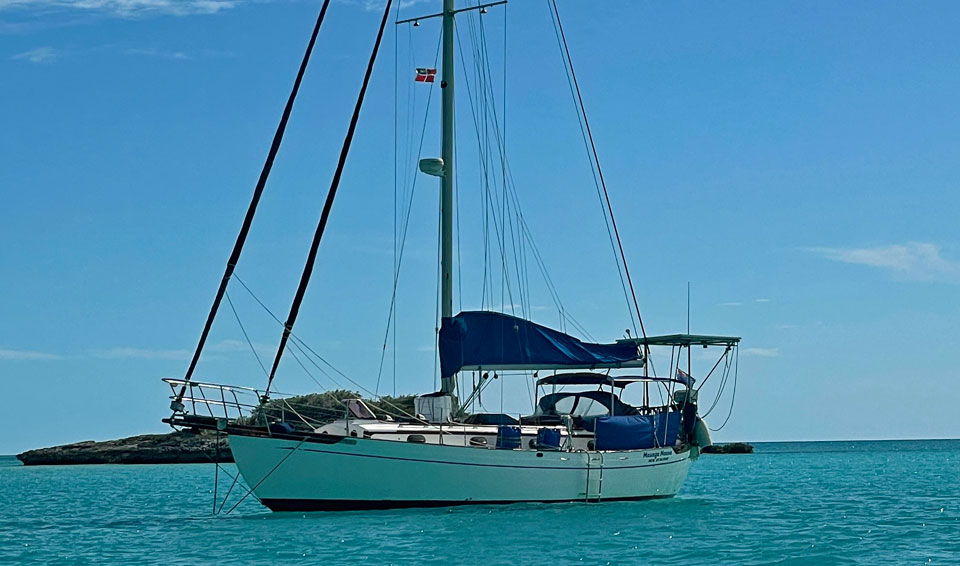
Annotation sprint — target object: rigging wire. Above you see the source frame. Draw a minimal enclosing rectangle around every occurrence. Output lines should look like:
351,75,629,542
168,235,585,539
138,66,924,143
264,0,394,397
454,8,599,340
477,11,523,318
175,0,333,403
433,171,443,391
460,10,573,332
696,347,733,391
392,0,399,397
224,291,269,379
455,18,519,316
548,0,653,367
231,273,344,391
375,26,444,396
545,1,633,335
709,346,739,431
702,350,735,418
224,437,308,515
231,273,433,424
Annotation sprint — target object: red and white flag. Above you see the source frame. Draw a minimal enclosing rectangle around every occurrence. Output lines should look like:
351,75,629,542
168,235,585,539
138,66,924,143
415,67,437,83
676,368,696,387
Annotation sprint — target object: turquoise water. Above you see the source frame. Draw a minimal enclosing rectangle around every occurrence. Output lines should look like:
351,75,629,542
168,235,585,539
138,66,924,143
2,440,959,565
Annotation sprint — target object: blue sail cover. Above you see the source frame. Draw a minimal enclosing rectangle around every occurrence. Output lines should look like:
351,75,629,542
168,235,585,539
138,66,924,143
439,311,641,379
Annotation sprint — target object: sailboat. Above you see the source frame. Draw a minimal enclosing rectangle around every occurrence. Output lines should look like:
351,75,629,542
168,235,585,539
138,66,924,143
163,0,740,511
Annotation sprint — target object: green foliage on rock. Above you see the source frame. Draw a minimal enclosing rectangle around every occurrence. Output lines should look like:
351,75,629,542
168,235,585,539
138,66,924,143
248,390,417,428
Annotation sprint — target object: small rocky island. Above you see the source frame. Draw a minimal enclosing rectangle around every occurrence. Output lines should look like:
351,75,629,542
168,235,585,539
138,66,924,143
15,390,412,466
16,430,232,466
702,442,754,454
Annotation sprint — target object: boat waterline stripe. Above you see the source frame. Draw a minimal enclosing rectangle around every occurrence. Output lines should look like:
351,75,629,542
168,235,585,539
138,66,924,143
274,445,688,471
260,494,676,512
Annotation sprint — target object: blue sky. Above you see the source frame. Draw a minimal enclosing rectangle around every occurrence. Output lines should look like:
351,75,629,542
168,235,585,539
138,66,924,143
2,0,959,454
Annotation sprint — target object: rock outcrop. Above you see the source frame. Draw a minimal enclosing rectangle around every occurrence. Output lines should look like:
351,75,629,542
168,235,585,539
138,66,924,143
16,430,233,465
702,442,754,454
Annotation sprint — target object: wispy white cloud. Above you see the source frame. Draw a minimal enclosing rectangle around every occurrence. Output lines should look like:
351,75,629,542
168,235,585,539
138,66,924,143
94,339,273,360
207,338,275,355
357,0,430,12
804,242,960,283
719,299,769,306
95,346,193,360
0,0,236,17
1,339,276,362
741,347,779,358
0,347,63,360
773,324,798,330
10,45,56,62
12,44,198,63
125,46,188,59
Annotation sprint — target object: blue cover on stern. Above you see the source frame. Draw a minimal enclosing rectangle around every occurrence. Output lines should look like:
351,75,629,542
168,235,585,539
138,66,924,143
594,412,681,450
653,411,681,447
594,416,655,450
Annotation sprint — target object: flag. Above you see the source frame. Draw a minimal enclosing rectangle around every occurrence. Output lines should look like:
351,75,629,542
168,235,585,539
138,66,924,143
676,368,696,387
415,68,437,83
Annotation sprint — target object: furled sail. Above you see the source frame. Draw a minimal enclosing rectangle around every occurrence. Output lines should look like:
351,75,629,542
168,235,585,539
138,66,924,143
439,311,642,379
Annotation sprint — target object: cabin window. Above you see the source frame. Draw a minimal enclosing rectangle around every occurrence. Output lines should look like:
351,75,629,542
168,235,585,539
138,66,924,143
573,398,609,418
345,399,377,420
552,396,576,415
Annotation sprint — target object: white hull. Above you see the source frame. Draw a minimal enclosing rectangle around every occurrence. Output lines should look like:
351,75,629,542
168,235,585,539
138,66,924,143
229,433,692,511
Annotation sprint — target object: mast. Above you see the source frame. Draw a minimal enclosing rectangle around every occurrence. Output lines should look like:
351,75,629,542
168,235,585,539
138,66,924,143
439,0,456,396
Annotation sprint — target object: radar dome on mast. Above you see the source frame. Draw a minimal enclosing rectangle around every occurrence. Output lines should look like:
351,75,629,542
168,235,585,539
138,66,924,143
418,157,445,177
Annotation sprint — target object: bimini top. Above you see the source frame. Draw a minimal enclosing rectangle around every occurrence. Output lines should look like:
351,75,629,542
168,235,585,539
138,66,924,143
536,372,686,389
617,333,741,347
439,311,643,379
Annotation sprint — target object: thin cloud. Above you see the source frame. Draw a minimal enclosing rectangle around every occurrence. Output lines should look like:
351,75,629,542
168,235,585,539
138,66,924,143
0,347,63,360
741,347,779,358
359,0,431,12
96,347,193,360
94,339,270,360
125,46,188,59
0,0,236,17
804,242,960,283
755,298,771,303
207,338,274,355
12,44,202,63
718,302,742,307
11,45,56,62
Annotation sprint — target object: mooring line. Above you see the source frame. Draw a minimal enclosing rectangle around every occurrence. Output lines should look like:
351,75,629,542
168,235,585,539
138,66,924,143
224,437,308,515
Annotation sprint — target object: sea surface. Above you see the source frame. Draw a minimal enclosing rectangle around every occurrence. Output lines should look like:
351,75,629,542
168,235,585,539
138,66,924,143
2,440,958,565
